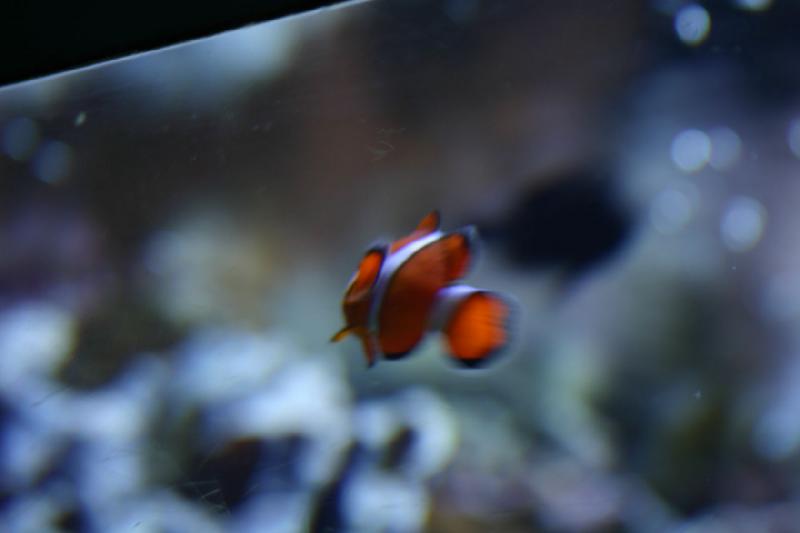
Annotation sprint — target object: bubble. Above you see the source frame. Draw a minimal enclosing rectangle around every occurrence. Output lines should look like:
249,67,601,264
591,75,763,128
2,117,40,161
674,4,711,46
735,0,772,11
74,112,87,126
32,141,73,184
720,196,766,252
708,127,742,171
650,188,694,234
787,119,800,158
671,129,711,173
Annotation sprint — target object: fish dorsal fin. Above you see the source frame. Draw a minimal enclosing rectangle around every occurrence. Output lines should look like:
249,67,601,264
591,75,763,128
416,210,441,235
346,246,386,302
388,212,442,254
389,211,442,253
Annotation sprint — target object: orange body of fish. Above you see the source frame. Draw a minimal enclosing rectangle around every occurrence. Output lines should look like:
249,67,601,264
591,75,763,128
332,211,516,368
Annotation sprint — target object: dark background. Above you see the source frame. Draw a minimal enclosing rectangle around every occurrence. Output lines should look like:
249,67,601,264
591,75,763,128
1,0,345,85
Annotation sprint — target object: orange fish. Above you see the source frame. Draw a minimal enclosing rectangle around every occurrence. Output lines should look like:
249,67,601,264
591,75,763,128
331,211,515,368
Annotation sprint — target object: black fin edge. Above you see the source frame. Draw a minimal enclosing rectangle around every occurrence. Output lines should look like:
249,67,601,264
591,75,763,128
384,350,412,361
446,290,520,369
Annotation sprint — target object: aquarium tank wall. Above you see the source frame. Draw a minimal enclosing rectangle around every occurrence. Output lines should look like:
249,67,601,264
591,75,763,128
2,0,800,531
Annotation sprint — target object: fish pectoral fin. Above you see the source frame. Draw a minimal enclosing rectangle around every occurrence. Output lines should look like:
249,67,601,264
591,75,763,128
332,327,379,367
360,334,379,368
330,326,354,342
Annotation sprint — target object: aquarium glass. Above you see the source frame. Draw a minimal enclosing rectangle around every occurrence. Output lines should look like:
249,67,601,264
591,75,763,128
1,0,799,531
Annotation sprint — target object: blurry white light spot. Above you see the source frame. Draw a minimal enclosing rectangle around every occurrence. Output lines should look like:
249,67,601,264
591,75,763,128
2,117,40,161
708,127,742,170
74,112,86,126
787,119,800,159
735,0,772,11
650,188,693,234
720,196,766,252
671,129,711,173
674,4,711,46
33,141,73,184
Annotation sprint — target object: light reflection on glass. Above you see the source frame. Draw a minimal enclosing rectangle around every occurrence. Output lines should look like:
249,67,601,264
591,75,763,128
787,118,800,158
720,195,766,252
671,129,711,173
32,140,73,184
674,4,711,46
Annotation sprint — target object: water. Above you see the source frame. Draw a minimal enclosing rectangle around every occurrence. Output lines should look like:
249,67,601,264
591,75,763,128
2,1,800,531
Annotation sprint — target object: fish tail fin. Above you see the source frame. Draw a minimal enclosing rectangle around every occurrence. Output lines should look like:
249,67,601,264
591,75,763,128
435,286,515,367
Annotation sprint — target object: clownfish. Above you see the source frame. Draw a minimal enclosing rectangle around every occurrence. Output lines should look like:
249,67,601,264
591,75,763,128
331,211,515,368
